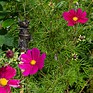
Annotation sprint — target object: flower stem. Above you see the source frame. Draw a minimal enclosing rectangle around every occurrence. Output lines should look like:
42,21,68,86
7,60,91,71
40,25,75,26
74,24,77,34
79,78,92,93
69,0,73,9
20,52,25,93
73,24,77,43
20,77,24,93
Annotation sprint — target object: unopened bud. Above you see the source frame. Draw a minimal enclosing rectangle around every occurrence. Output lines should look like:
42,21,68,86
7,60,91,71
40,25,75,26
6,50,14,58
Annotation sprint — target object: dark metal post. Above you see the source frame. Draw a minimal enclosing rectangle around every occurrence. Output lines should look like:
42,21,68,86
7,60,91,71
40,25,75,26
18,20,31,52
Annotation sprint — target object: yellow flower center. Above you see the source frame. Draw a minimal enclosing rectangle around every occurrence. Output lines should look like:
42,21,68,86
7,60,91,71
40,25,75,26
30,60,36,65
73,17,78,21
0,78,8,86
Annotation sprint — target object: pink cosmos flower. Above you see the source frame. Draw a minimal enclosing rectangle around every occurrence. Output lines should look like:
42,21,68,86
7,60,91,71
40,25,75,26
63,8,88,26
0,65,20,93
19,48,46,76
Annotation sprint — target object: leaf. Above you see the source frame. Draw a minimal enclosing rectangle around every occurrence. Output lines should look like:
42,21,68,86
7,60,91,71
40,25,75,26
0,0,10,1
0,35,14,46
29,0,36,6
0,11,9,20
4,36,14,46
2,19,14,28
0,4,3,11
0,28,7,35
56,1,66,9
0,35,5,46
16,0,21,2
73,0,79,3
0,12,5,19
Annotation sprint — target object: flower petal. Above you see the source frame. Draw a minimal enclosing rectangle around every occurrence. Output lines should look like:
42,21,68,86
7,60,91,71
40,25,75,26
69,9,76,16
31,48,40,60
8,80,20,88
0,65,16,79
77,8,83,16
21,54,31,63
29,65,38,75
26,49,32,58
81,11,87,18
68,21,75,26
78,18,88,23
19,64,30,69
0,86,6,93
77,8,88,19
0,67,5,78
63,12,71,21
5,66,16,79
37,53,46,70
19,64,31,76
5,86,11,93
0,86,11,93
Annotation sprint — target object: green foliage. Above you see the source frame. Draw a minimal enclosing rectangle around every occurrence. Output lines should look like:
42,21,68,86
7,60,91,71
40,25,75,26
2,19,14,28
0,0,93,93
0,35,14,46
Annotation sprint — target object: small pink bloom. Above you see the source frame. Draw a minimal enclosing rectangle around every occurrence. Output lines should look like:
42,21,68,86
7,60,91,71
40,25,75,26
6,50,14,58
63,8,88,26
0,65,20,93
19,48,46,76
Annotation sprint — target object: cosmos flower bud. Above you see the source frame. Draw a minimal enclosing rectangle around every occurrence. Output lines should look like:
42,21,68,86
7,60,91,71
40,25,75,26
6,50,14,58
72,53,78,60
79,35,85,41
73,54,77,59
